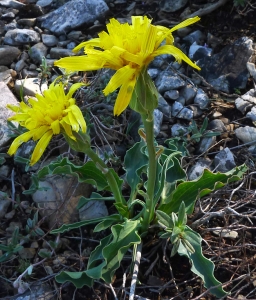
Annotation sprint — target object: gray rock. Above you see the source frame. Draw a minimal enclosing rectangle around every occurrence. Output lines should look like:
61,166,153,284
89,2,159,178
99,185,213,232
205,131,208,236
153,109,163,137
15,59,27,72
197,132,216,154
214,147,236,173
193,88,210,109
0,0,25,9
175,96,185,106
67,30,82,40
17,18,37,27
4,29,40,46
172,101,183,117
172,101,193,120
171,123,188,137
179,85,197,105
155,71,186,94
32,172,93,228
50,47,74,59
184,30,206,45
38,0,109,35
176,107,193,120
29,43,48,64
213,228,238,240
247,62,256,81
42,34,58,47
1,12,15,19
197,37,253,93
157,95,171,118
164,89,179,101
188,104,203,118
37,0,53,7
0,68,13,84
21,69,39,78
235,126,256,144
189,43,213,61
147,68,160,79
150,55,169,69
4,21,17,31
208,119,226,133
160,0,188,12
79,200,108,220
14,78,48,97
235,89,256,114
246,106,256,121
0,45,20,66
67,41,76,49
188,158,212,181
0,82,19,147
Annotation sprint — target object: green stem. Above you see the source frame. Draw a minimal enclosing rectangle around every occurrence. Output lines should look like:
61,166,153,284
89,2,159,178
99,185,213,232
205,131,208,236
84,148,128,217
141,112,157,232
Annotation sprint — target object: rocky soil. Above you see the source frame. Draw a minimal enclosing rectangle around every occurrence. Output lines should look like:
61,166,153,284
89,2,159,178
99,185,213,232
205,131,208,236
0,0,256,299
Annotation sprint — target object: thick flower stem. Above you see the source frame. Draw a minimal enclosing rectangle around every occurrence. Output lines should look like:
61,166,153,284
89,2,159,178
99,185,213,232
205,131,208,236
84,148,128,216
141,112,157,232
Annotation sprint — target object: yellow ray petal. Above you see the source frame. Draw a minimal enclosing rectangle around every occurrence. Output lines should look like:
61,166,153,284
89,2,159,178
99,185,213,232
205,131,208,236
60,119,75,139
67,105,87,133
170,16,200,33
103,65,137,95
114,76,136,116
152,44,201,70
30,130,53,165
51,119,60,134
32,125,50,140
54,56,105,71
7,130,35,156
66,83,85,99
72,38,101,53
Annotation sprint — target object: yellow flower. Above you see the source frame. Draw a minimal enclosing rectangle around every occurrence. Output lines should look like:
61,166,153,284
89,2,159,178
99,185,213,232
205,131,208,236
54,16,201,116
7,82,86,166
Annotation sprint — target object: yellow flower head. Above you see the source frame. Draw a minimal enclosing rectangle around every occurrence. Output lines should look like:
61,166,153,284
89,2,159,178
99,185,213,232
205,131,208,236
54,16,201,116
7,82,86,166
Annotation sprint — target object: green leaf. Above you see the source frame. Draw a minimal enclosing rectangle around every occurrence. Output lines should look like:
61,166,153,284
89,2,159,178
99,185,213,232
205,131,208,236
178,226,227,298
38,249,52,258
28,157,122,194
177,202,187,227
201,117,208,133
101,219,141,283
156,210,174,229
93,215,123,232
159,164,248,215
55,271,93,288
51,216,118,234
154,151,184,206
77,192,115,210
124,139,148,196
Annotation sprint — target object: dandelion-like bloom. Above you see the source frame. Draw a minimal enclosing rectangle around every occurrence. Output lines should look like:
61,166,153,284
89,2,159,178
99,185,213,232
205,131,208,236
7,82,86,165
54,16,201,116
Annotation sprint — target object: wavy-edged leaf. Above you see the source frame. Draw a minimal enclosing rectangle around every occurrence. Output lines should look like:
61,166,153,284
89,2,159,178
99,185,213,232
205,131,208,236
94,215,123,232
26,157,122,194
101,219,141,283
159,164,248,214
51,215,120,234
124,139,148,195
55,270,93,288
77,192,115,210
178,226,227,298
